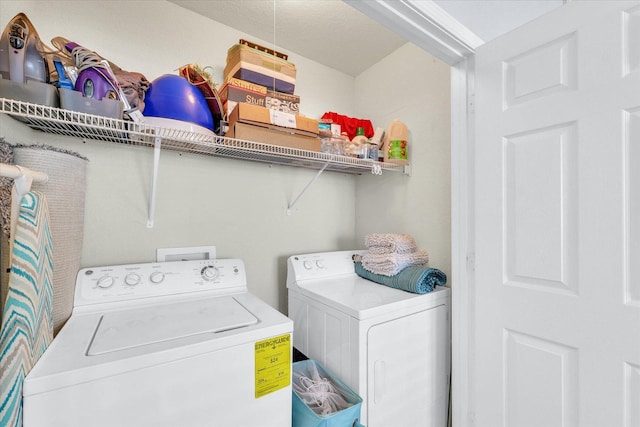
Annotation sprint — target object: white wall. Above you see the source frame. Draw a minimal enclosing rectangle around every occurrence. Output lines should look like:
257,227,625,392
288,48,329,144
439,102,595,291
354,43,452,280
0,0,451,312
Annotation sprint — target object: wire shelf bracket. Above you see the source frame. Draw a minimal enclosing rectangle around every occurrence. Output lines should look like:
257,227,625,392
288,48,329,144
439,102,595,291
147,136,162,228
286,162,329,216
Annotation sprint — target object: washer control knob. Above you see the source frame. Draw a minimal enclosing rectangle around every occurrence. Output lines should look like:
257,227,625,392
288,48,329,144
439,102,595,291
124,273,141,286
96,275,115,289
149,271,165,284
201,265,219,281
303,261,313,270
315,260,325,269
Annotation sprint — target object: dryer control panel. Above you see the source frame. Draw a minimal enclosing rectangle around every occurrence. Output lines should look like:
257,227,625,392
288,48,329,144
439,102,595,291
286,250,366,287
74,258,247,307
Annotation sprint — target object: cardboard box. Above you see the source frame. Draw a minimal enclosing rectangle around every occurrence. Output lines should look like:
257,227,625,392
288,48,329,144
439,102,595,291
224,77,267,94
220,82,267,108
265,90,300,113
227,122,321,152
226,103,320,152
228,102,318,135
224,44,296,94
220,80,301,115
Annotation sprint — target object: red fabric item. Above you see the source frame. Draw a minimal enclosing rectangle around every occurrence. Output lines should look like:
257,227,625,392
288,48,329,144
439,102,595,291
321,112,374,140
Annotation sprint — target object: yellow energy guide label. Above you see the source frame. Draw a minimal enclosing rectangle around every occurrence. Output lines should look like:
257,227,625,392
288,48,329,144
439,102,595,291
255,334,291,398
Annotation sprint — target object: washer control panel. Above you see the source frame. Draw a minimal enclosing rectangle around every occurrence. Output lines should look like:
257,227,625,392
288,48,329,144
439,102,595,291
75,259,246,306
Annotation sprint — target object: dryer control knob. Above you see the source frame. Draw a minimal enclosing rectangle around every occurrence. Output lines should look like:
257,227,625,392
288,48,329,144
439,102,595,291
149,271,165,284
125,273,141,286
315,260,325,269
96,275,115,289
303,261,313,270
201,265,219,281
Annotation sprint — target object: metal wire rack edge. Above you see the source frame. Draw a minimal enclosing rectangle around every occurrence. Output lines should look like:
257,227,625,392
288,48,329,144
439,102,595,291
0,97,406,175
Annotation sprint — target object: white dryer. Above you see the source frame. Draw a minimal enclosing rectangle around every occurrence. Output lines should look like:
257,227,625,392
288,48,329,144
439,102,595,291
23,259,293,427
287,250,450,427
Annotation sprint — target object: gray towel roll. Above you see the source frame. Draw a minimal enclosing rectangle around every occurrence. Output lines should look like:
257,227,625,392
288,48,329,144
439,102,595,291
13,145,88,334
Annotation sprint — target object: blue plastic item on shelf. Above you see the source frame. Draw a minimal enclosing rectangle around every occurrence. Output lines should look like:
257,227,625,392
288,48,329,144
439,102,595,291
143,74,213,131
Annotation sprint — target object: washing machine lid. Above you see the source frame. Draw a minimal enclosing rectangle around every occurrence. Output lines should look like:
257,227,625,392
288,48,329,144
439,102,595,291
24,292,293,395
88,296,258,355
293,274,449,319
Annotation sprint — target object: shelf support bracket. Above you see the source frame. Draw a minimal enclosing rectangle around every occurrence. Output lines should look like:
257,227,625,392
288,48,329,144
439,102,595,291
287,162,329,215
147,136,162,228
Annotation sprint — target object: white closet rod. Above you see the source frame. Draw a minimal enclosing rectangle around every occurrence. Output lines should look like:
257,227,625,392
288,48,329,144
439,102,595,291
0,163,48,183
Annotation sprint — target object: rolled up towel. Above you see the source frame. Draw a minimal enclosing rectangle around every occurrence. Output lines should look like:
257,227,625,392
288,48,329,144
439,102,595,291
354,262,446,294
364,233,417,255
361,250,429,276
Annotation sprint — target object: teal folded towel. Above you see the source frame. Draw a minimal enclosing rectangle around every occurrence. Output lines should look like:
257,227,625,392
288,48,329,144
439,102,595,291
354,261,446,294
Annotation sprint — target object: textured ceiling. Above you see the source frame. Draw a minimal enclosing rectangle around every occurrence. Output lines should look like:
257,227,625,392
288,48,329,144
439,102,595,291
168,0,563,76
168,0,408,77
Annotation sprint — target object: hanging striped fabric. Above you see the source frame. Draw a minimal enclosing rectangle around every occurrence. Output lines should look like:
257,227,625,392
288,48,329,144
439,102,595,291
0,191,54,427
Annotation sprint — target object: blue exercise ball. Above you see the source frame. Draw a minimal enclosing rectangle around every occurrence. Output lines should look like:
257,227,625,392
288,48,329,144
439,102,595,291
143,74,214,130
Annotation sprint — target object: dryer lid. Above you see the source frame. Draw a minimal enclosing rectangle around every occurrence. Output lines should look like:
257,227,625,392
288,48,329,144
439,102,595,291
294,275,449,319
88,296,258,355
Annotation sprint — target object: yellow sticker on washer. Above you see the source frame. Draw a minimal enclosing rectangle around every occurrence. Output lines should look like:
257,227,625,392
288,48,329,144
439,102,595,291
255,334,291,398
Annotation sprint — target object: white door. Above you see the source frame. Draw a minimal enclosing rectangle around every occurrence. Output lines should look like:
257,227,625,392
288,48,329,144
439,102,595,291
474,1,640,427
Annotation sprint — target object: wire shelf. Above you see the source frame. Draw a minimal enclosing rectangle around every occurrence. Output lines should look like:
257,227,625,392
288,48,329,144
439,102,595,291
0,98,406,175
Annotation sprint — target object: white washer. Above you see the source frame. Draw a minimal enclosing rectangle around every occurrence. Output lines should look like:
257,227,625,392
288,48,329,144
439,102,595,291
23,259,293,427
287,250,450,427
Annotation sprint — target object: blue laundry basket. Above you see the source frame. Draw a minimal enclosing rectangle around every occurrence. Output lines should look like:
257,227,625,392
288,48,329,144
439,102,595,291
292,360,364,427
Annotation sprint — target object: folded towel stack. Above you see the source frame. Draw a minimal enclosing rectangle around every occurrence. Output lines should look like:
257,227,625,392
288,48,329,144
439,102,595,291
361,251,429,276
354,262,446,294
364,233,417,255
361,233,429,276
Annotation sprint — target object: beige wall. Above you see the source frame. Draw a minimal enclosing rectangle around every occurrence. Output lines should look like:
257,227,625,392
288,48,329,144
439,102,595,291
0,1,451,312
354,43,452,280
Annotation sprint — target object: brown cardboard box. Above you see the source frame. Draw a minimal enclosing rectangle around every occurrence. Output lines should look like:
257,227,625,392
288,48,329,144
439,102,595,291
227,122,321,152
220,83,266,108
226,103,320,152
224,44,296,94
220,80,301,115
265,90,300,113
228,103,318,135
224,77,268,94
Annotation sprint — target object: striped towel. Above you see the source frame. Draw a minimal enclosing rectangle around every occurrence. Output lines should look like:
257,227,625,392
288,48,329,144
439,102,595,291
361,250,429,276
0,192,54,427
364,233,417,255
355,262,446,294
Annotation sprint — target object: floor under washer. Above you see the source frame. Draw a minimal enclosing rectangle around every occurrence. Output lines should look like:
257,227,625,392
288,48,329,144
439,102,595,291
23,258,293,427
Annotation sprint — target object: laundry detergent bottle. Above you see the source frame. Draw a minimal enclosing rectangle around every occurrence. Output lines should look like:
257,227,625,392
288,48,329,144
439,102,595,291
385,119,408,165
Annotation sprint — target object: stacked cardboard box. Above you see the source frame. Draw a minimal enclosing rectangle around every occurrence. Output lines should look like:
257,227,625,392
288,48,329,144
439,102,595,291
223,41,315,151
226,103,320,152
220,78,300,116
224,41,296,94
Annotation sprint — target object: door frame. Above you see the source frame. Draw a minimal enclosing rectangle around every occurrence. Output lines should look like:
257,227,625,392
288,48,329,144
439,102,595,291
450,56,475,426
345,1,479,424
345,1,480,425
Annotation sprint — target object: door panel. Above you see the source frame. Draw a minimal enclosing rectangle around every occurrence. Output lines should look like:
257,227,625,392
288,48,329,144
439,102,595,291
624,5,640,74
503,330,578,427
504,123,578,295
503,33,577,108
628,107,640,306
474,2,640,426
